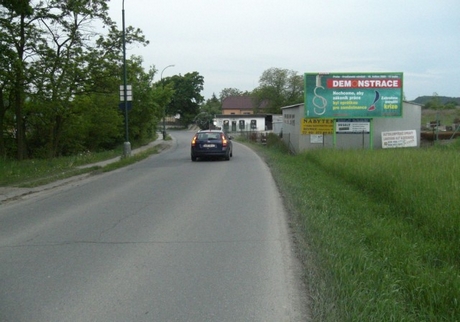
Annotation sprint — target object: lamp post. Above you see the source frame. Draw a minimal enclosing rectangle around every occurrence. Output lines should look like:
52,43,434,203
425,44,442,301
121,0,131,156
161,64,174,140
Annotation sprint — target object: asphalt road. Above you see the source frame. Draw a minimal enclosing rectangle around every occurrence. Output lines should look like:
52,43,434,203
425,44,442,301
0,131,308,321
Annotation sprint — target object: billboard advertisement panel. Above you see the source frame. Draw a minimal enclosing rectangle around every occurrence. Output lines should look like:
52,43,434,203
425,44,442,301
305,72,403,118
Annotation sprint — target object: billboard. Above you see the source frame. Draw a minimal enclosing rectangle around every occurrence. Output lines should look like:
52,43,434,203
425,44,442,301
305,72,403,118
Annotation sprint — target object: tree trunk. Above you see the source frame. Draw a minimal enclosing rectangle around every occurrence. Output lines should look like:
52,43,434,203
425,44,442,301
15,86,26,160
14,13,27,160
50,114,63,158
0,89,5,157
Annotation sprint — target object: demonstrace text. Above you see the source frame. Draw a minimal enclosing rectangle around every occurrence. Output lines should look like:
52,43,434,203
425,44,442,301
327,79,401,88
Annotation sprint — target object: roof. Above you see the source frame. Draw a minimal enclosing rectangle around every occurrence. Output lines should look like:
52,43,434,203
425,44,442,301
222,96,268,110
280,103,304,110
215,114,269,119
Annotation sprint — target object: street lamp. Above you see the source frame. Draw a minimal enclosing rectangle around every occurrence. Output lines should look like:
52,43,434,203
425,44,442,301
161,64,174,140
121,0,131,156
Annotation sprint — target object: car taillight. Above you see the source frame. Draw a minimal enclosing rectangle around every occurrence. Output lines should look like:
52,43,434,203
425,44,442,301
221,134,227,147
191,136,197,146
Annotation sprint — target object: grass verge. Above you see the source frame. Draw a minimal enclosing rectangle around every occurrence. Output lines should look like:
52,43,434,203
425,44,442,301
252,135,459,321
0,144,161,188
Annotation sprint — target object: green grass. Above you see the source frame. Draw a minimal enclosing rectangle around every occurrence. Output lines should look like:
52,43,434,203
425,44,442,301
0,143,161,188
253,135,460,321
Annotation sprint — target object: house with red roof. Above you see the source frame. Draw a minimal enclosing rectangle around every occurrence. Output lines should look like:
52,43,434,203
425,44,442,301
215,96,275,132
221,96,268,115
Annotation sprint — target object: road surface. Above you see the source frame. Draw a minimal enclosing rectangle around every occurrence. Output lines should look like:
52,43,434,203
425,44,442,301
0,131,308,321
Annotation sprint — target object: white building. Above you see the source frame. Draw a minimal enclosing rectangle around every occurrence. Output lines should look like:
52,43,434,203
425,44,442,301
214,114,272,132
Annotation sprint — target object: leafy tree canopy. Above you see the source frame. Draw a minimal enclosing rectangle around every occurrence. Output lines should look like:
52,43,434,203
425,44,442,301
195,94,221,129
219,88,249,102
252,67,303,114
0,0,32,15
0,0,152,159
164,72,204,126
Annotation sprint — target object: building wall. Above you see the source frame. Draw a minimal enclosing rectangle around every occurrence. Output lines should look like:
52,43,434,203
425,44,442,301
214,115,267,132
281,105,302,153
281,102,421,152
222,109,254,115
373,103,421,148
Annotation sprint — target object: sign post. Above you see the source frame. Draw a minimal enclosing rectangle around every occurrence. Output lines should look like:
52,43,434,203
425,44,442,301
119,83,132,156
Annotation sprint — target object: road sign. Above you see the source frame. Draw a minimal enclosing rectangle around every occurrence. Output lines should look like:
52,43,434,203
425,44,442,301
119,101,132,111
119,84,132,101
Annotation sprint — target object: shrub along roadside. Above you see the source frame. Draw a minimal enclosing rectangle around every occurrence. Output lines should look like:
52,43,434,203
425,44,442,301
252,136,459,321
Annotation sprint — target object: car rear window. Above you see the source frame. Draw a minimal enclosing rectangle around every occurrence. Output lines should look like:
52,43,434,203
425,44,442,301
197,133,221,140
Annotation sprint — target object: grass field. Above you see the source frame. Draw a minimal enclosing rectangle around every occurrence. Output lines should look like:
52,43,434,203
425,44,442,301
254,135,459,321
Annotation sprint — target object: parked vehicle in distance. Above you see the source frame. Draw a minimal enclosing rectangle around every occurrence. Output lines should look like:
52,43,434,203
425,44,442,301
191,130,233,161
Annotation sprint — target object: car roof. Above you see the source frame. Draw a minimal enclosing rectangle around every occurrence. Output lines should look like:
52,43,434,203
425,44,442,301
198,129,223,133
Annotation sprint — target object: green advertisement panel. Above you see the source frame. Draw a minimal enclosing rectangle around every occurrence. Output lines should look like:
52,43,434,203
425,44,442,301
305,72,403,118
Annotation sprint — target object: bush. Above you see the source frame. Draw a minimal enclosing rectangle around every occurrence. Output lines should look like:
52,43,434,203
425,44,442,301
265,132,289,153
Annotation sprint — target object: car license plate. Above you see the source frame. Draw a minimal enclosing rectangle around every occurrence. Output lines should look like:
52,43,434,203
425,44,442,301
203,144,215,148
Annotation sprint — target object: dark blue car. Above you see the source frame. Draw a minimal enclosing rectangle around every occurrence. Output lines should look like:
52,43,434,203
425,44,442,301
191,130,233,161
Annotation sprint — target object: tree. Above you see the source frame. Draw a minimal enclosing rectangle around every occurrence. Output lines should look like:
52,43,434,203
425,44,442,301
165,72,204,126
0,0,32,15
444,101,458,109
424,92,443,110
26,0,124,158
219,88,245,102
126,56,165,143
201,93,221,114
195,94,221,129
0,0,37,159
252,67,303,114
0,27,15,157
0,0,149,158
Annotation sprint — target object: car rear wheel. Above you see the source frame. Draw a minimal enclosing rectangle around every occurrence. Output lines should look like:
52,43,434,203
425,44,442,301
191,155,197,161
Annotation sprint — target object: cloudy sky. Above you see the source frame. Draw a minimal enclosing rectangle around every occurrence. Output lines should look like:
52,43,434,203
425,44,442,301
108,0,459,101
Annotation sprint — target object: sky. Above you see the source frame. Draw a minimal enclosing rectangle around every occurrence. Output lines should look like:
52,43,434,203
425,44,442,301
108,0,460,101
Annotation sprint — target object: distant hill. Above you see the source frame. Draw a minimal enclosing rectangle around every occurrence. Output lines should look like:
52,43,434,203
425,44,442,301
411,96,460,105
